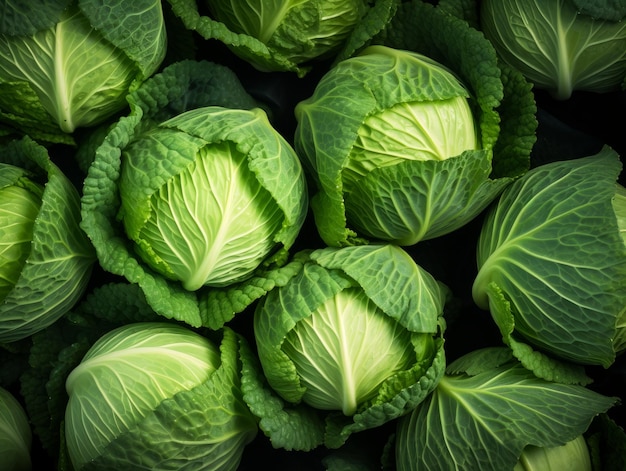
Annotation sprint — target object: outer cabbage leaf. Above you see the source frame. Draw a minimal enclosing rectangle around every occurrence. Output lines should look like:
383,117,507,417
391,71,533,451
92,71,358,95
239,329,326,451
473,148,626,368
480,0,626,99
80,0,166,79
200,251,307,330
481,281,594,386
0,136,95,343
394,347,618,471
331,0,400,65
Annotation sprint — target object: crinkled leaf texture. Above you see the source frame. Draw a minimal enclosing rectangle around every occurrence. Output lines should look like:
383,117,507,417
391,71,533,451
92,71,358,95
251,245,447,449
80,59,304,329
206,0,369,65
394,347,618,471
473,147,626,368
0,136,95,343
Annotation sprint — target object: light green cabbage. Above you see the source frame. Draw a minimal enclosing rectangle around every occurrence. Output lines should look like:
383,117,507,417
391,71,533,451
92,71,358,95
206,0,368,67
65,322,258,470
294,1,536,247
0,0,166,143
252,244,447,449
0,136,95,343
166,0,400,76
118,106,307,291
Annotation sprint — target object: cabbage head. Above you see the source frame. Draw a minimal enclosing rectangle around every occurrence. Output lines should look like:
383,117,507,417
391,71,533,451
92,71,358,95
0,386,32,471
80,60,305,329
472,148,626,369
394,347,616,471
0,136,95,343
0,0,167,143
253,244,447,448
117,106,308,291
64,322,258,471
295,44,509,246
206,0,369,69
480,0,626,100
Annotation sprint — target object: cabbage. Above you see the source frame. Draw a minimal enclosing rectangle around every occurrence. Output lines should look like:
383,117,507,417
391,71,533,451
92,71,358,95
118,107,302,290
80,60,308,329
64,322,258,470
394,347,617,471
480,0,626,99
206,0,368,68
166,0,398,76
0,0,166,143
294,1,536,247
252,244,447,449
472,148,626,369
0,136,95,343
0,386,32,471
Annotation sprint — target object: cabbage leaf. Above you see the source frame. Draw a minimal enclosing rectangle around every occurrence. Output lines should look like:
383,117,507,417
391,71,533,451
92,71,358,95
394,347,618,471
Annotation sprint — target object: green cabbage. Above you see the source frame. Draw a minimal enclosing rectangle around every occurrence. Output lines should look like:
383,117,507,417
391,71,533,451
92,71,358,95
65,322,258,470
294,1,536,247
0,136,95,343
473,148,626,369
117,108,299,290
480,0,626,99
252,244,447,449
206,0,368,67
0,386,32,471
394,347,617,471
0,0,166,143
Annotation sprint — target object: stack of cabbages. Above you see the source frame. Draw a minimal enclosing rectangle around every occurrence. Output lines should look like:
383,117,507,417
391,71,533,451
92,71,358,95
1,1,625,470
